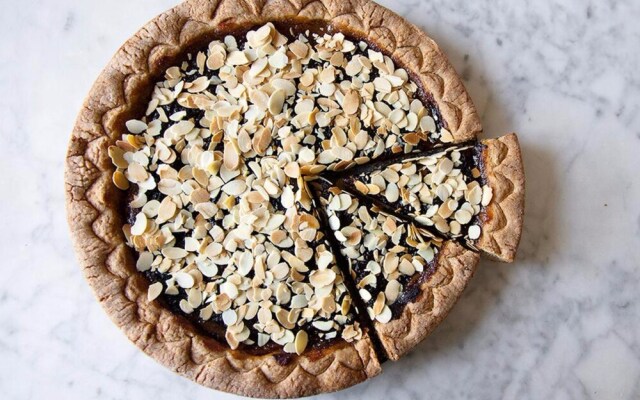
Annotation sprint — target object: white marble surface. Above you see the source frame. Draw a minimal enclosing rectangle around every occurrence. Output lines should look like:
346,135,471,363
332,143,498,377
1,0,639,399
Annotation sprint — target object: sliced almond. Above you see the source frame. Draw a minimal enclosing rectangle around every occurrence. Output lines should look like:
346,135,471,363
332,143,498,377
147,282,163,302
309,269,336,288
269,89,286,115
294,330,308,355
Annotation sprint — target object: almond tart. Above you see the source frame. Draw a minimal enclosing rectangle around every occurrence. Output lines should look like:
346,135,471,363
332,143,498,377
65,0,524,397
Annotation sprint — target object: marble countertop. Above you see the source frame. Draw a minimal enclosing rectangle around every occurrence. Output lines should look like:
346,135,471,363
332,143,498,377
2,0,639,399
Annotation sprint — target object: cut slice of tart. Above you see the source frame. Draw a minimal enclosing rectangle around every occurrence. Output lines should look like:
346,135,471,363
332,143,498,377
310,179,479,360
333,133,524,262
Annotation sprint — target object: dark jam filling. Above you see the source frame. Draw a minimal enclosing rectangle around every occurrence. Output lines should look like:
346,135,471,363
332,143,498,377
125,20,451,357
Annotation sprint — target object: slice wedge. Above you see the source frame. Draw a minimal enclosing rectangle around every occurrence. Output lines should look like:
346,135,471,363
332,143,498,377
311,179,479,360
334,133,525,262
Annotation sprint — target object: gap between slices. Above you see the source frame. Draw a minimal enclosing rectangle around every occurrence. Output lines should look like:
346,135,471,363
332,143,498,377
105,20,524,365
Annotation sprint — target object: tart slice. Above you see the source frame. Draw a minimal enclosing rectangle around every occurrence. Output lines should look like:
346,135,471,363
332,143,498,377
333,133,524,262
311,179,479,360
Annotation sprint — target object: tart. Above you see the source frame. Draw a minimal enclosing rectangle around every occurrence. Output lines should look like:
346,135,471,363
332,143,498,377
65,0,525,397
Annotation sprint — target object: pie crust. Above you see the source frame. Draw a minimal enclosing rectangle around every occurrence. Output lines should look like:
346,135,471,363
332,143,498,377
477,133,525,262
374,241,479,360
63,0,514,397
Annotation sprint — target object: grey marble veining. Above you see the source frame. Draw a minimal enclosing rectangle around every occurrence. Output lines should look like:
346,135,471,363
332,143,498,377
1,0,639,399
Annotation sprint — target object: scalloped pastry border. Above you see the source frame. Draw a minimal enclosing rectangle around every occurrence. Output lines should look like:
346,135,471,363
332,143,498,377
374,241,480,360
64,0,485,397
477,133,525,262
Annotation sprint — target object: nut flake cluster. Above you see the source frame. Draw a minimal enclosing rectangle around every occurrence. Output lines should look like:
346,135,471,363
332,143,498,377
107,23,488,354
344,147,493,242
318,184,441,323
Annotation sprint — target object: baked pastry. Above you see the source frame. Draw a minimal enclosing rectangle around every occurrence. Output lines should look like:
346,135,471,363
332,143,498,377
65,0,524,397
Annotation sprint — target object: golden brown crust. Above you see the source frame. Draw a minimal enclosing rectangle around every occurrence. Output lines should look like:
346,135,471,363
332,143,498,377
374,241,479,360
65,0,482,396
476,133,525,262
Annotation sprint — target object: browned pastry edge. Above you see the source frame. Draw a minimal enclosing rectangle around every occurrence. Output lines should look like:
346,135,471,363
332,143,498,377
64,0,482,397
374,241,479,360
476,133,525,262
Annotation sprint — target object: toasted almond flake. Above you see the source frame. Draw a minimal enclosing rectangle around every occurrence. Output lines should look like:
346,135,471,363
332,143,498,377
373,77,392,93
343,90,360,115
269,51,289,69
190,188,210,205
188,288,203,308
438,158,454,174
163,247,188,260
298,148,316,164
253,23,273,43
136,251,154,271
440,129,454,143
468,225,481,240
269,89,286,115
385,183,399,202
130,213,149,236
284,162,300,178
223,142,240,170
294,330,308,355
222,179,247,196
331,146,353,161
238,251,253,276
237,130,252,153
225,331,239,349
309,269,336,288
376,305,392,323
435,218,450,233
373,292,386,315
197,260,219,278
158,179,182,196
353,180,369,194
157,198,177,222
171,120,195,136
312,320,334,331
126,119,147,134
112,171,130,190
179,299,194,314
420,116,436,132
175,272,195,288
188,76,210,93
221,281,239,299
399,258,416,275
454,209,473,224
253,127,272,155
227,50,250,65
127,162,148,183
222,309,238,326
385,280,401,303
481,186,493,206
147,282,163,301
288,40,307,58
108,146,128,168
